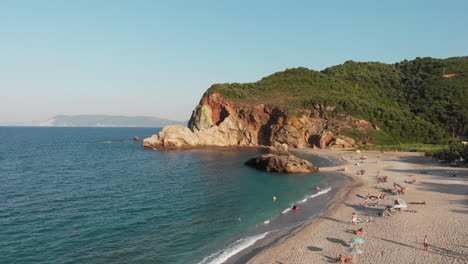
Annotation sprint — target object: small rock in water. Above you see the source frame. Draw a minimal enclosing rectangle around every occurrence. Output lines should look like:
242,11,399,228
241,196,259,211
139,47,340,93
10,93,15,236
133,136,140,141
245,154,318,173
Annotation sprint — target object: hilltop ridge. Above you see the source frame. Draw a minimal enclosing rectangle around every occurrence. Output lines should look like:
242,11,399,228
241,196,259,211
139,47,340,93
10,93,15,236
144,56,468,150
208,56,468,143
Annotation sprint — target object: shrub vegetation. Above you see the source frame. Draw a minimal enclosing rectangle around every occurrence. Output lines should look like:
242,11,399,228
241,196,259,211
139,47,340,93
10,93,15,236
208,56,468,146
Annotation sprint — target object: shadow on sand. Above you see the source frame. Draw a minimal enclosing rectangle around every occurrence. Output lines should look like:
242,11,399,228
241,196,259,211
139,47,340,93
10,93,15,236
413,241,467,258
307,246,323,252
318,216,348,224
320,253,340,263
326,237,348,247
449,199,468,215
416,181,467,196
343,202,381,217
377,236,466,259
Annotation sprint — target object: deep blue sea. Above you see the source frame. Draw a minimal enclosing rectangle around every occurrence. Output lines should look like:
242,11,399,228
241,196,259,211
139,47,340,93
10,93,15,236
0,127,344,264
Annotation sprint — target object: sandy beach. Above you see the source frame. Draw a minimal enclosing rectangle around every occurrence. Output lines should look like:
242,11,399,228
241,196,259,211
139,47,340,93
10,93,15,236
244,150,468,264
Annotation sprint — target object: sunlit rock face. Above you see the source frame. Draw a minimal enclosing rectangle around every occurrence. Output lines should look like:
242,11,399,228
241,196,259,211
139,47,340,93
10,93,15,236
144,92,371,150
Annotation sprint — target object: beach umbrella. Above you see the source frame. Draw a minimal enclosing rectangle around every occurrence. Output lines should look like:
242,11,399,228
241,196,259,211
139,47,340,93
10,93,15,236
349,237,365,245
348,247,363,253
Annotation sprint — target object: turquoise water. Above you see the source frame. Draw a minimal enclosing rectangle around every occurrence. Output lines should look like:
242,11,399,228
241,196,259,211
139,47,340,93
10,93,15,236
0,127,341,264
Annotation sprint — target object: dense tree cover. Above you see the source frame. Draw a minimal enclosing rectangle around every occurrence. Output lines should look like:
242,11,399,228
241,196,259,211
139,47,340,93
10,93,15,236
396,57,468,139
208,57,468,144
425,142,468,163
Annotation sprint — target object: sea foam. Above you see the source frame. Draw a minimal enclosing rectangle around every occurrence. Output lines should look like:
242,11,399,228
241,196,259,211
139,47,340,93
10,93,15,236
198,232,269,264
200,187,333,263
299,187,332,204
282,187,332,214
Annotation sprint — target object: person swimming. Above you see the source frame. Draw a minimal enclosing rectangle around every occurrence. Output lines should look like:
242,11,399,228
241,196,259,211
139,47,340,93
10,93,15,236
292,205,299,211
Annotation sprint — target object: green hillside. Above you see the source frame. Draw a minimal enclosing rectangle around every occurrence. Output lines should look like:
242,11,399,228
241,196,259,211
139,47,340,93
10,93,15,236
208,56,468,144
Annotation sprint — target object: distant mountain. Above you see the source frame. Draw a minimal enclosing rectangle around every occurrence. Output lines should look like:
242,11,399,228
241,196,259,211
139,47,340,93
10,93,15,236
40,115,187,127
0,121,41,126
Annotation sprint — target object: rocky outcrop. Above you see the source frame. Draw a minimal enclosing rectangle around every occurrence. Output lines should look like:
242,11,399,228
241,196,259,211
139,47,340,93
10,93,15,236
310,131,334,148
144,92,375,150
309,131,356,149
133,136,140,141
329,136,355,149
245,154,319,173
143,125,198,149
268,142,289,154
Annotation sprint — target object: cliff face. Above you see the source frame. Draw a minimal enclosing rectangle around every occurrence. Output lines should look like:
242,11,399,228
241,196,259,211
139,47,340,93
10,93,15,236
144,92,375,150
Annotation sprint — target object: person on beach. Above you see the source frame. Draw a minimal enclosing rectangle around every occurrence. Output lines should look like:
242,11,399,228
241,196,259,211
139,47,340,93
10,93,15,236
385,207,391,216
354,228,364,235
424,235,428,251
352,212,357,225
292,205,299,211
335,254,346,263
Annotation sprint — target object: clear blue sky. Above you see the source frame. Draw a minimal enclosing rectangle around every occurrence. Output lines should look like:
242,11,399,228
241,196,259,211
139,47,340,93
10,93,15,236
1,0,467,122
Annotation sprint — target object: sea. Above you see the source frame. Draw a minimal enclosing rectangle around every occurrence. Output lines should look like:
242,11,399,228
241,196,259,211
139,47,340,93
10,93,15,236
0,127,346,264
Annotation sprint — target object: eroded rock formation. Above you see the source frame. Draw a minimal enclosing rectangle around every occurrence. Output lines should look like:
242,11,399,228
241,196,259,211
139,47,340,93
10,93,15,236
143,125,198,149
144,92,376,150
245,154,319,173
268,142,289,154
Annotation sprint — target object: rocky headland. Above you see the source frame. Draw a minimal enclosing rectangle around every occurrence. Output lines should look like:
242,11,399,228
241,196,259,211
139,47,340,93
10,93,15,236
144,57,468,150
143,92,369,150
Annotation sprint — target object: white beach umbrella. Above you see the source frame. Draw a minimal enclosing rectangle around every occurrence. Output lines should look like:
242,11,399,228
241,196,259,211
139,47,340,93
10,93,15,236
349,237,365,245
348,247,363,253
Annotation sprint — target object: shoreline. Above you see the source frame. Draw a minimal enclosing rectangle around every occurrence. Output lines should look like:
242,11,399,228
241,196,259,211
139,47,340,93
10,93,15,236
224,175,359,264
220,150,353,264
237,149,468,264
